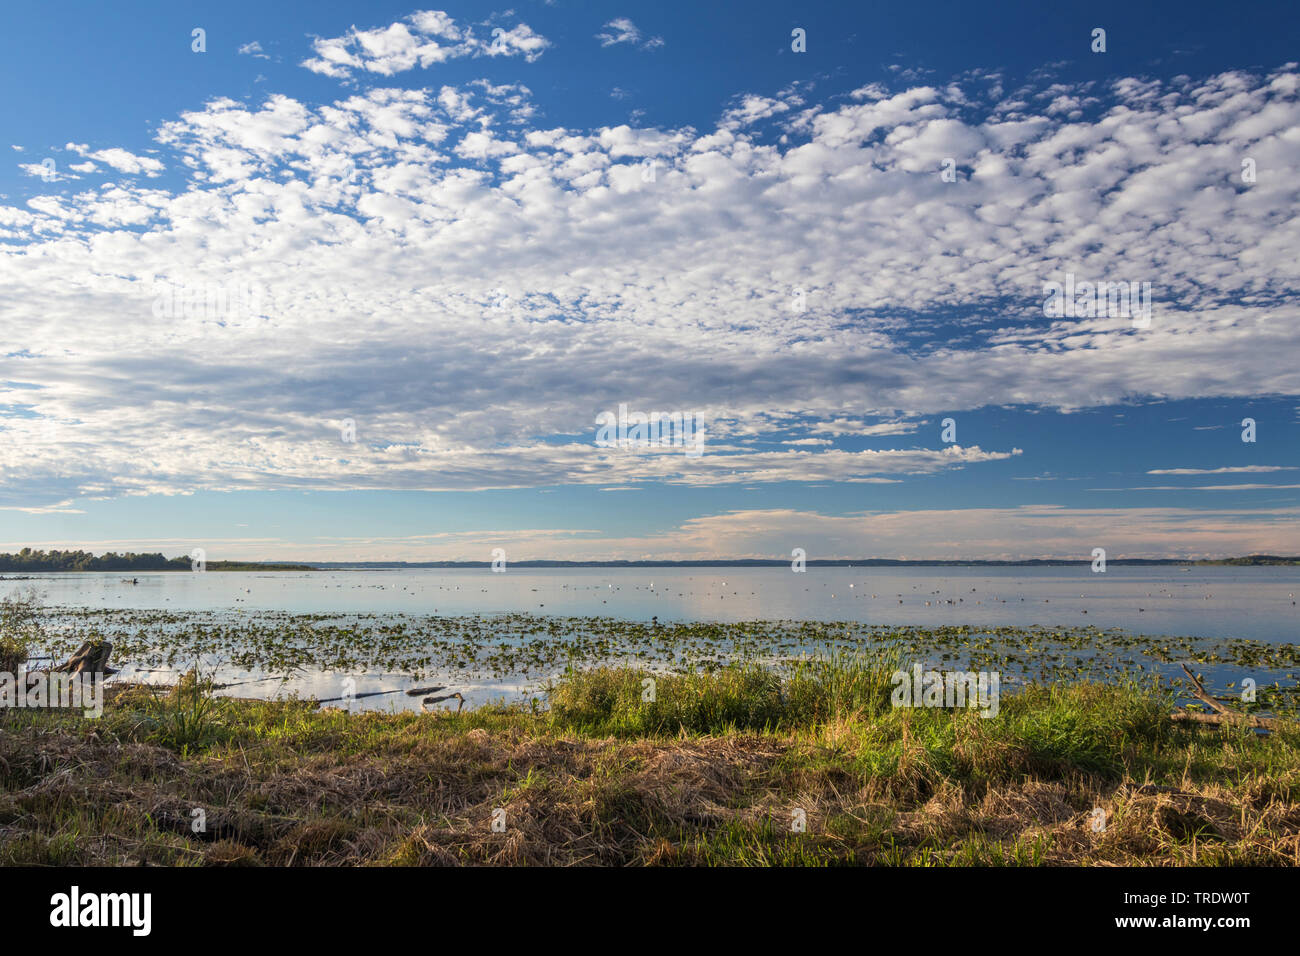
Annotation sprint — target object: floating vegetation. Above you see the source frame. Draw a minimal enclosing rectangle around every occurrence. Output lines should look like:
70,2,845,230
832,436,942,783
28,609,1300,716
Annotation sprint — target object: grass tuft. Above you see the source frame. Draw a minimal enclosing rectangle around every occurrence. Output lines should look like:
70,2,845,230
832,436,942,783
1,655,1297,866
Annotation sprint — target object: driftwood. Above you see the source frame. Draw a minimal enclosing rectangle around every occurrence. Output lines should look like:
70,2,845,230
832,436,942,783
422,692,465,713
316,686,463,710
209,676,288,691
52,640,117,676
1172,664,1293,732
316,688,404,704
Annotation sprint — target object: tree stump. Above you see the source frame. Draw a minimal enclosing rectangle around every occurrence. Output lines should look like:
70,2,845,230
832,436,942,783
53,640,117,676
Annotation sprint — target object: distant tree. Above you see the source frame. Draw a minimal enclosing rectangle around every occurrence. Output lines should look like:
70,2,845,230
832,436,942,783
0,549,185,572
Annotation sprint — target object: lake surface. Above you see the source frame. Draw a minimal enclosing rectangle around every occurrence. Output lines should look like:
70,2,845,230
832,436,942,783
9,566,1298,712
8,566,1298,642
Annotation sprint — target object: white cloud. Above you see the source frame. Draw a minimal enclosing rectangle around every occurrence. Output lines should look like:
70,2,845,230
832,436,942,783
596,17,662,50
1147,465,1297,474
18,162,73,181
62,144,164,176
1092,484,1300,491
1,66,1298,509
301,10,549,78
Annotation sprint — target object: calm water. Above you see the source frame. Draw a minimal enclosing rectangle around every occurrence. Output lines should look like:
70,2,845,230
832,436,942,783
9,565,1299,642
9,566,1297,712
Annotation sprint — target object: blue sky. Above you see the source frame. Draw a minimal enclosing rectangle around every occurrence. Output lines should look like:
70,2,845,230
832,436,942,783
1,1,1298,560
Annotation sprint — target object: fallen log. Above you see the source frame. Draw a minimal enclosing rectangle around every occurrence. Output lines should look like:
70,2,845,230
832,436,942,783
209,676,288,691
315,686,459,706
422,692,465,713
315,688,405,704
1169,710,1291,731
1173,664,1295,732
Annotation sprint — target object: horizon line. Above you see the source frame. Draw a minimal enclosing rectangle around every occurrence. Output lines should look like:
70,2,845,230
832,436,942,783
5,553,1300,569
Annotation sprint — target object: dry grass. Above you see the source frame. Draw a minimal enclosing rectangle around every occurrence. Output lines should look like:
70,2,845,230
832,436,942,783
0,666,1297,866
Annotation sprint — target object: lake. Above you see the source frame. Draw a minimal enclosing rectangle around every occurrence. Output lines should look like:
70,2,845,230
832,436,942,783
10,565,1299,640
9,566,1298,712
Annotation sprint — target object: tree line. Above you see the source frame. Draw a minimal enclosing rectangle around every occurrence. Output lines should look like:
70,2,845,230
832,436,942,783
0,549,190,572
0,549,313,572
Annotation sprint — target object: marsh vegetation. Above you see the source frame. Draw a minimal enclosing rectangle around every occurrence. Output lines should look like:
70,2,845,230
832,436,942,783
0,652,1296,866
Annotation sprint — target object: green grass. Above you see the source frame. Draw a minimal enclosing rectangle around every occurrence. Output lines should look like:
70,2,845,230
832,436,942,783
1,654,1297,866
548,656,1177,782
545,650,928,736
0,589,39,675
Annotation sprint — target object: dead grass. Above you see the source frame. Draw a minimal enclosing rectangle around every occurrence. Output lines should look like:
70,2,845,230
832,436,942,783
1,672,1297,866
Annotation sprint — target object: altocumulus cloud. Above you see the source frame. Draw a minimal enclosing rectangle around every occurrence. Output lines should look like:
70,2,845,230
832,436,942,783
301,9,550,78
1,38,1298,512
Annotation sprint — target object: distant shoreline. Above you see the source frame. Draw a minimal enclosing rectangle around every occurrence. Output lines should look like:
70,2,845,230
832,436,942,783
300,556,1300,568
2,554,1299,573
